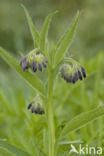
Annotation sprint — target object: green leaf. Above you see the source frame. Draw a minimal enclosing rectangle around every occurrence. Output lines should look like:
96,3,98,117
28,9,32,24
0,90,11,113
40,11,58,56
0,141,32,156
60,105,104,137
0,47,45,96
54,11,80,67
21,4,40,48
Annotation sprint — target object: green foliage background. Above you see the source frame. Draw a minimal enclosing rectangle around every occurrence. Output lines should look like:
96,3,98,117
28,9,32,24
0,0,104,156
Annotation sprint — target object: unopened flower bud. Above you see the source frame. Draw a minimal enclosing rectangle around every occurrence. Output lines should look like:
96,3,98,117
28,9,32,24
38,63,42,72
20,57,28,71
72,77,76,84
31,107,35,113
81,67,86,78
32,61,37,72
27,103,33,109
78,70,83,80
39,109,45,115
72,71,79,84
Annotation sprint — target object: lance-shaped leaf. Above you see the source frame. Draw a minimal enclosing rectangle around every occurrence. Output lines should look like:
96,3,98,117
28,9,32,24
60,105,104,137
54,11,80,67
0,141,32,156
22,5,40,48
40,11,58,56
0,47,45,96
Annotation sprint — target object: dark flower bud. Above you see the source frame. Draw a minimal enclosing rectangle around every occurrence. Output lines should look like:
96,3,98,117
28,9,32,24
74,71,79,81
31,107,35,113
78,70,83,80
27,103,32,109
81,67,86,78
72,76,76,84
39,109,45,115
32,61,37,72
20,57,28,71
72,71,79,84
42,62,47,68
38,63,42,72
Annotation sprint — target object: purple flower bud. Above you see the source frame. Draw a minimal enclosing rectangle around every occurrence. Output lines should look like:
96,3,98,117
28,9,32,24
72,71,79,83
74,71,79,81
20,57,28,71
72,76,77,84
78,70,83,80
72,80,75,84
27,103,32,109
81,67,86,78
38,63,42,72
20,57,26,65
32,61,37,72
31,107,35,113
22,64,28,71
40,109,45,114
42,62,47,68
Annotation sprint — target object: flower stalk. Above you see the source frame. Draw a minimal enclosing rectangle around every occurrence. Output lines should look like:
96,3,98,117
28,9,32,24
47,67,55,156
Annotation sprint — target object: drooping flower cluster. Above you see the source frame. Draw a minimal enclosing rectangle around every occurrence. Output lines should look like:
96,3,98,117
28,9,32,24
27,97,45,115
20,48,48,72
60,64,86,84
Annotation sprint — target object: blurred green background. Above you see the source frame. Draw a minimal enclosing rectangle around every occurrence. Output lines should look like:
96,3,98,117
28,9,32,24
0,0,104,155
0,0,104,58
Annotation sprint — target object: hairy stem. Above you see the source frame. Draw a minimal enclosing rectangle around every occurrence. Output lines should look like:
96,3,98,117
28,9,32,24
47,67,55,156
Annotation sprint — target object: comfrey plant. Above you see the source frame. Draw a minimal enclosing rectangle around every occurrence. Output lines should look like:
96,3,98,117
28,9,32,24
1,5,104,156
0,6,85,156
18,6,85,156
